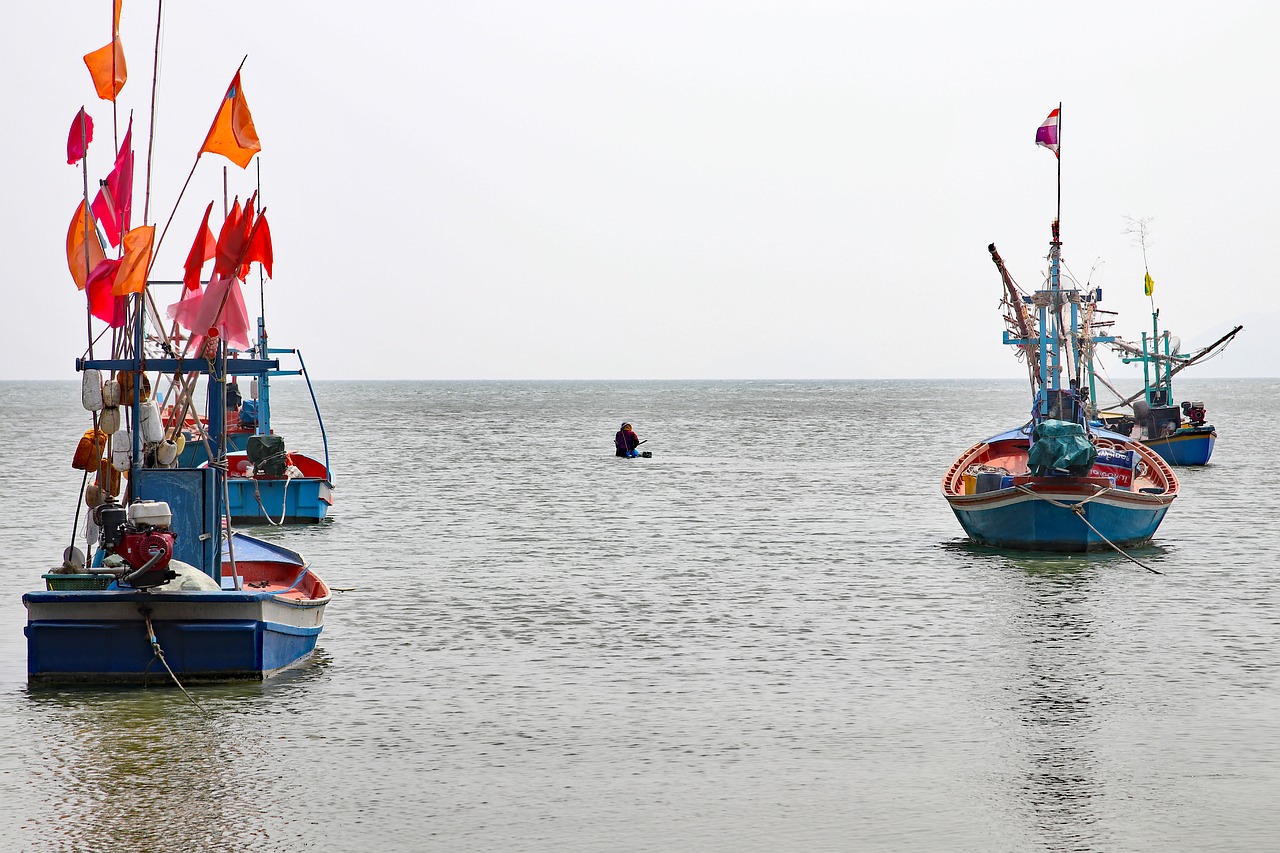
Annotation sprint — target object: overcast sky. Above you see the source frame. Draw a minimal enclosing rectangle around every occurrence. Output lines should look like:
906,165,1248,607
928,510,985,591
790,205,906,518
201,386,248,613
3,1,1276,382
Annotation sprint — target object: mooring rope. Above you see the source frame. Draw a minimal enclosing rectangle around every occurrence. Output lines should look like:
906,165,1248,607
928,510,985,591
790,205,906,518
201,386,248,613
252,458,291,527
140,607,206,710
1012,484,1164,575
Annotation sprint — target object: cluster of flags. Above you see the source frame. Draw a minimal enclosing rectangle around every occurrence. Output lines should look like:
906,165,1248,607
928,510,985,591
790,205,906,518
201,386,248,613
65,0,267,349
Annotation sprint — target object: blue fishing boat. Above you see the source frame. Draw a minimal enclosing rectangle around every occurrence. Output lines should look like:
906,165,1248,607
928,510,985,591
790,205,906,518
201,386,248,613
942,227,1179,552
1091,309,1242,467
216,319,333,525
942,107,1177,552
26,17,329,684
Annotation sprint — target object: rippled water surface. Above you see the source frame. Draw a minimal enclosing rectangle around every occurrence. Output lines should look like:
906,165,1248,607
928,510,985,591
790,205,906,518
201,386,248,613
1,378,1278,852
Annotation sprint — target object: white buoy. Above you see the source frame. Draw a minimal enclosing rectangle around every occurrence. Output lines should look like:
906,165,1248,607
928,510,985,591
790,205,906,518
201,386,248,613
139,399,164,444
81,370,104,411
155,439,179,467
111,429,132,472
101,378,122,407
99,405,120,435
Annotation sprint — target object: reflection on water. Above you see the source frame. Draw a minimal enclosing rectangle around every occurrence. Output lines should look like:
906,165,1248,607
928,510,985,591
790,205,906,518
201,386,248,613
1009,569,1106,852
13,654,330,852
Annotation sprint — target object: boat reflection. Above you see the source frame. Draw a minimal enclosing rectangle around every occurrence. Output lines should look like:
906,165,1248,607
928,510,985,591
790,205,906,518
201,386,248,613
18,652,329,850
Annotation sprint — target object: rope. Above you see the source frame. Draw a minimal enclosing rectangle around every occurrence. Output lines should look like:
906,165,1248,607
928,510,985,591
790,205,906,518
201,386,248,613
1012,484,1163,574
140,607,206,709
250,445,291,525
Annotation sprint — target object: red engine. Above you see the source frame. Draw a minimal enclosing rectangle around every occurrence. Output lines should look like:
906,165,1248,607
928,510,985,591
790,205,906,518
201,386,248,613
116,530,175,577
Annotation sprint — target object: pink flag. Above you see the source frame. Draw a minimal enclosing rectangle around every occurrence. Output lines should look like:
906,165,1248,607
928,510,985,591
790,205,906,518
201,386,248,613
67,107,94,165
176,275,252,352
1035,107,1060,159
91,117,134,247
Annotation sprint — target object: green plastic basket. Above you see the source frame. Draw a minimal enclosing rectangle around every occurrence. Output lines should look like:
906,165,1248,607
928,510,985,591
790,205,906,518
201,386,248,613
42,573,113,591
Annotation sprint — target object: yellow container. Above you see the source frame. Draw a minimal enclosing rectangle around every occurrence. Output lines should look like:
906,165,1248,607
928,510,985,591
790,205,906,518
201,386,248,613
962,473,977,495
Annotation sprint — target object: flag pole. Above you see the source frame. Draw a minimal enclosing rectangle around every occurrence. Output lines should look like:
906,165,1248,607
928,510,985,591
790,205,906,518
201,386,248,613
1056,101,1062,229
143,0,164,227
80,110,95,359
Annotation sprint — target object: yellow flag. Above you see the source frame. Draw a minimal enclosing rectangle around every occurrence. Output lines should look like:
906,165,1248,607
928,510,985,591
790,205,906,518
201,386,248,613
1143,272,1154,296
113,225,155,296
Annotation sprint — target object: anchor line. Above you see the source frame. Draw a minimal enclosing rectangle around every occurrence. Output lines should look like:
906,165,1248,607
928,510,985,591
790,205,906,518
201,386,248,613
252,462,292,527
140,607,206,710
1012,484,1164,574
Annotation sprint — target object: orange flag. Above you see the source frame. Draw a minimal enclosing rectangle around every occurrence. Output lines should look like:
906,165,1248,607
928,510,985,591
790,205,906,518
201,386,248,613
83,0,127,101
200,71,261,168
66,201,106,290
112,224,155,295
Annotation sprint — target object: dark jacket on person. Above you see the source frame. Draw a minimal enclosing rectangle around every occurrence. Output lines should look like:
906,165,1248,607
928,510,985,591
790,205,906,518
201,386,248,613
615,428,640,457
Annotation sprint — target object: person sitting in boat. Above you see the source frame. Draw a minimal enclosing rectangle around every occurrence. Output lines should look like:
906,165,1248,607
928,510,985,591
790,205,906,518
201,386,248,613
615,422,641,458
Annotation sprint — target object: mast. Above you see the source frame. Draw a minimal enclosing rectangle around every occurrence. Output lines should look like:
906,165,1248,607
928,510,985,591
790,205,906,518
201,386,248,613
1055,101,1062,231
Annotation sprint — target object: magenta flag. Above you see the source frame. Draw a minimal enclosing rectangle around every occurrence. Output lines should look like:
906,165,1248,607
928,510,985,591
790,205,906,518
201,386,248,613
91,117,134,247
67,107,94,165
1035,108,1060,159
86,258,128,327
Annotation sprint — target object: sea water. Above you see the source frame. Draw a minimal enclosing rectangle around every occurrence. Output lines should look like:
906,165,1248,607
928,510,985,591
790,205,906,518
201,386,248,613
0,378,1277,852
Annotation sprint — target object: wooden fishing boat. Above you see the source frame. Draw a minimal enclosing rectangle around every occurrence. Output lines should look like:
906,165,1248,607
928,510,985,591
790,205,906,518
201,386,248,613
1089,315,1242,467
25,5,329,683
942,108,1177,551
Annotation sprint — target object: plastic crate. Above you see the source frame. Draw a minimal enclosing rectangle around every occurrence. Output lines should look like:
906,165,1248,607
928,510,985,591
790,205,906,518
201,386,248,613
42,573,113,591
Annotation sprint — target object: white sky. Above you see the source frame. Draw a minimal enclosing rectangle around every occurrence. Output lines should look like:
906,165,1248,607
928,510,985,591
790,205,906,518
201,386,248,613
3,1,1277,381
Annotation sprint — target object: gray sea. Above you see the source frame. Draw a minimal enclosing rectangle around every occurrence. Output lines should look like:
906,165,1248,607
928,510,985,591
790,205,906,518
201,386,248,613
1,378,1278,852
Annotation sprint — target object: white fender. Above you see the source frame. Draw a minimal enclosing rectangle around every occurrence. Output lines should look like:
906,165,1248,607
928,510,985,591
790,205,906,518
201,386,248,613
101,378,122,407
111,429,132,472
139,399,164,444
155,439,179,467
81,370,104,411
98,405,120,435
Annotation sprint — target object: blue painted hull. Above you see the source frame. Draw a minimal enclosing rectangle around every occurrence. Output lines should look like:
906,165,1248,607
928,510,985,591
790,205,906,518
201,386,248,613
1143,428,1215,467
948,486,1172,552
225,477,332,524
23,590,325,684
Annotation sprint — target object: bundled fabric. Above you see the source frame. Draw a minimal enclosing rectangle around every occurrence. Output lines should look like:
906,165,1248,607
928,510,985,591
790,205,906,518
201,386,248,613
1027,419,1097,476
247,434,287,476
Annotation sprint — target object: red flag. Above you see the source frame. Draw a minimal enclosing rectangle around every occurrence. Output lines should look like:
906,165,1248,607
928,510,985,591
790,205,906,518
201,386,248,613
199,71,261,168
67,107,94,165
243,212,273,278
87,259,128,327
183,202,218,291
91,117,134,247
213,196,251,279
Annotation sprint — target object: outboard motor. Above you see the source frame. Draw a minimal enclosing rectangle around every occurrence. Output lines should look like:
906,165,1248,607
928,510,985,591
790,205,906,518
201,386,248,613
94,500,177,589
